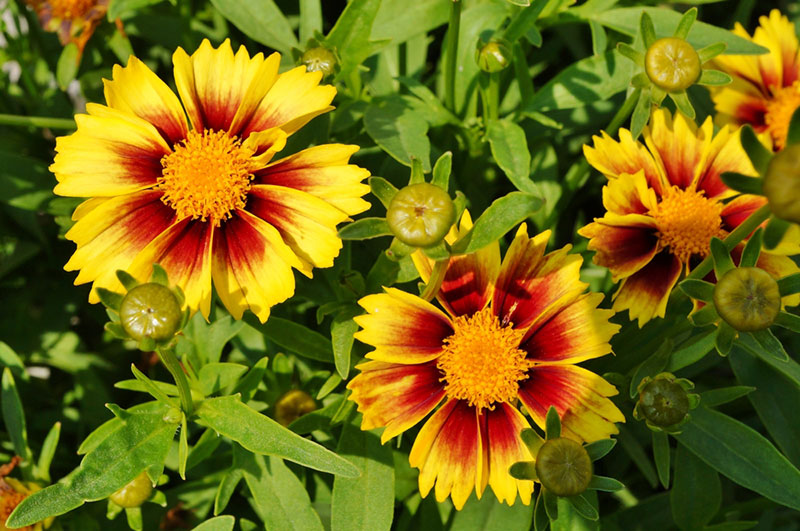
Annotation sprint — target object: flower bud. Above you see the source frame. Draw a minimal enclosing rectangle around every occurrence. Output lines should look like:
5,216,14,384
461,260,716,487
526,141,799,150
763,143,800,223
535,437,592,497
301,47,337,77
476,40,511,73
636,376,690,427
274,389,316,427
386,183,455,248
645,37,701,92
119,283,182,343
713,266,781,332
109,471,153,508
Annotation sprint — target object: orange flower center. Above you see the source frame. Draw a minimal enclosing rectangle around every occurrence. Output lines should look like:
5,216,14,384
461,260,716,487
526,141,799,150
0,485,30,531
766,83,800,150
48,0,96,19
437,307,531,410
159,129,254,226
649,185,724,263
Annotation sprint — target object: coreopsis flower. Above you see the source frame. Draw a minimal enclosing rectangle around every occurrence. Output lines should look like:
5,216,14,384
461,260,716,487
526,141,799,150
26,0,108,53
53,39,370,322
579,108,800,326
347,213,624,509
0,457,47,531
710,10,800,150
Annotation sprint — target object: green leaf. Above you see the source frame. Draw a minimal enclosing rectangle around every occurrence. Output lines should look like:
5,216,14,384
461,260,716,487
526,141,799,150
325,0,389,78
640,12,656,48
35,422,60,483
369,177,399,209
739,125,773,174
486,119,535,194
629,339,673,398
652,431,670,489
0,341,26,380
191,516,235,531
179,412,188,480
703,522,757,531
534,492,548,531
183,314,244,365
585,439,616,462
299,0,322,43
130,364,178,406
244,315,334,363
2,368,32,465
9,403,177,527
736,333,800,388
729,347,800,467
331,308,360,379
338,218,393,240
452,489,534,530
331,423,394,531
750,329,789,362
398,77,459,127
232,356,269,403
194,395,358,477
77,401,165,455
630,89,652,140
666,329,716,372
198,363,248,396
235,446,324,531
56,43,80,90
214,467,242,515
699,386,755,408
566,494,598,521
187,428,222,472
372,0,450,44
589,20,607,55
678,279,714,302
551,491,599,531
591,8,769,55
365,96,431,171
617,425,658,488
209,0,297,55
451,192,543,254
671,442,721,530
720,172,762,195
775,311,800,333
527,50,634,111
675,406,800,511
107,0,166,19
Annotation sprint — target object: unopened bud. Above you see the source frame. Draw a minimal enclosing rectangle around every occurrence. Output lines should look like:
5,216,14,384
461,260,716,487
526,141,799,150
645,37,701,92
386,183,455,248
713,267,781,332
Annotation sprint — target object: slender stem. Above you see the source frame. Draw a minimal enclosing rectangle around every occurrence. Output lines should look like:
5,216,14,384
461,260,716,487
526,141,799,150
421,259,449,301
606,87,641,137
157,347,194,417
478,73,500,122
0,113,76,129
444,0,462,113
686,204,772,281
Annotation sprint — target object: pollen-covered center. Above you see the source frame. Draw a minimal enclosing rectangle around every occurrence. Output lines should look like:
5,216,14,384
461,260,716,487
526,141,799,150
437,307,531,410
766,83,800,150
649,185,724,262
159,129,254,226
49,0,96,19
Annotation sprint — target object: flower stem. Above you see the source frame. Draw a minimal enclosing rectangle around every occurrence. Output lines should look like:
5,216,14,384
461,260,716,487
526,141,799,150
444,0,462,113
421,258,449,301
0,113,76,129
157,347,194,417
606,88,642,137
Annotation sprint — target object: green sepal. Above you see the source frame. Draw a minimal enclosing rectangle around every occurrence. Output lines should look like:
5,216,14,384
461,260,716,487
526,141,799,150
369,176,399,209
670,91,695,119
631,89,651,139
774,311,800,332
543,489,559,521
521,427,545,455
740,125,773,174
509,460,538,480
567,493,599,521
584,438,616,461
739,228,763,267
116,270,139,291
125,506,143,531
710,237,734,277
651,86,667,105
749,329,789,362
422,242,449,261
386,238,415,261
149,489,167,507
106,308,120,323
138,336,157,352
715,322,736,356
545,406,561,439
690,305,719,327
679,279,715,302
720,172,763,195
105,322,128,340
699,386,754,407
130,364,178,408
697,42,727,63
764,217,790,250
640,12,656,49
687,393,701,409
630,72,651,88
173,285,186,307
409,157,425,184
787,106,800,146
697,69,732,86
431,151,452,191
150,264,169,286
673,7,697,40
618,43,644,66
534,491,549,531
97,288,124,311
587,475,624,492
107,499,124,520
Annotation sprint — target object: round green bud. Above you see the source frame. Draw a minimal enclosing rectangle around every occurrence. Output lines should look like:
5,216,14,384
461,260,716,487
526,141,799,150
476,40,512,73
535,437,592,497
120,283,182,342
763,143,800,223
638,378,690,427
301,47,337,77
109,471,153,508
274,389,317,427
713,267,781,332
386,183,456,248
645,37,701,92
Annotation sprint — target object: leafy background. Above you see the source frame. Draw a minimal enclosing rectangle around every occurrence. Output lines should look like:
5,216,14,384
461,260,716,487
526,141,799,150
2,0,800,529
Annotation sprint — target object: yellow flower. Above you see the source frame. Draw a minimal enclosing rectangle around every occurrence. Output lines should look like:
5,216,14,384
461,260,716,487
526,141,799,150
53,39,370,322
579,109,800,326
26,0,108,53
347,213,624,509
711,10,800,150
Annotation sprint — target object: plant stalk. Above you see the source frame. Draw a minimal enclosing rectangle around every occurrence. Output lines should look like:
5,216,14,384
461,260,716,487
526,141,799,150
444,0,462,113
0,113,76,130
157,347,194,417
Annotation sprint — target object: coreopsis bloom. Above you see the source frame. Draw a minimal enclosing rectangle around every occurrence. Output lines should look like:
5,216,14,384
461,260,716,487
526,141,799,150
579,108,799,326
710,10,800,150
347,214,624,509
0,457,46,531
26,0,108,52
53,39,370,321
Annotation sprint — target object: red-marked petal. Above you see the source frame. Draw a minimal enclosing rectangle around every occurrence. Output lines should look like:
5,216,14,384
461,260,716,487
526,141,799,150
584,129,665,194
696,126,757,199
347,360,446,443
601,170,658,215
579,214,659,281
481,403,535,506
354,288,453,364
644,109,708,190
721,194,767,232
613,251,683,326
